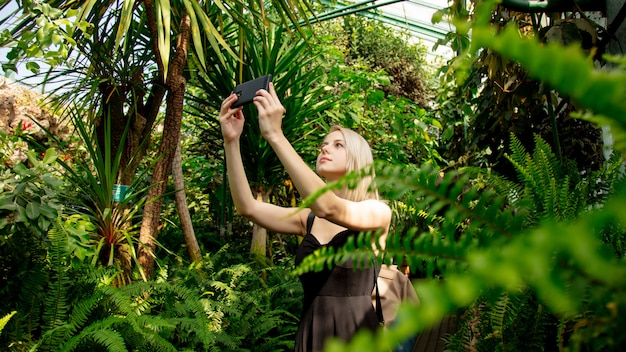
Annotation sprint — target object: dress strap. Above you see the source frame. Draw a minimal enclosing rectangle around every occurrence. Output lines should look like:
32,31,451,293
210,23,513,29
306,212,315,234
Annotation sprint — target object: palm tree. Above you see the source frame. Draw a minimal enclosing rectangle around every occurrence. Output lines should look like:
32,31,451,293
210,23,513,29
0,0,315,279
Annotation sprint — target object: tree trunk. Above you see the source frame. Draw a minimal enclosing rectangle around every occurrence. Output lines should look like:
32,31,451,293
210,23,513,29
250,188,268,257
173,141,202,262
102,0,167,187
96,51,165,188
138,13,191,280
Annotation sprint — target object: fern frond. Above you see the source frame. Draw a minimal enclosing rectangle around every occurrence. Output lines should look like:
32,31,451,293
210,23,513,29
489,292,511,344
64,290,103,337
125,318,178,352
63,321,128,352
379,163,522,238
505,133,591,224
90,329,129,352
0,311,16,335
373,163,529,277
507,133,540,191
36,219,75,350
11,260,47,342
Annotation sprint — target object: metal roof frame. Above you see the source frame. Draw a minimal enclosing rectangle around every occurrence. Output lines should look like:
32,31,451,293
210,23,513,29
314,0,451,43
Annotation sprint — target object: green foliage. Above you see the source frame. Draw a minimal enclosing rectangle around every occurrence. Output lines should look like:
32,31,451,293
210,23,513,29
447,290,558,352
0,313,15,344
0,134,65,349
341,16,432,107
55,106,156,283
505,133,585,222
1,214,101,351
0,1,92,74
157,137,225,253
434,1,606,178
0,145,63,246
1,215,217,351
312,18,443,167
165,245,303,351
35,217,113,350
37,237,301,352
471,24,626,157
0,0,314,78
473,24,626,125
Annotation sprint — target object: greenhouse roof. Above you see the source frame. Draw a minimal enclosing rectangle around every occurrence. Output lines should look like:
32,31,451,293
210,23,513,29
316,0,454,59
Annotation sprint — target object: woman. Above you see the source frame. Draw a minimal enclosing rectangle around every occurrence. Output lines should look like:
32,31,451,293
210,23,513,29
219,82,391,351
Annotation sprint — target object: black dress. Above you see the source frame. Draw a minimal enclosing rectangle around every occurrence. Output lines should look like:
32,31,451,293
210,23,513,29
294,213,378,352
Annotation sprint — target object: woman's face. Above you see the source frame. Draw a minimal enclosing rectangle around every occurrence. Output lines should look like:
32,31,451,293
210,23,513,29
316,130,348,181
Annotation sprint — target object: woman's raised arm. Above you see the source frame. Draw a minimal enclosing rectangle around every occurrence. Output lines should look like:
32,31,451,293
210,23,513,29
220,93,306,236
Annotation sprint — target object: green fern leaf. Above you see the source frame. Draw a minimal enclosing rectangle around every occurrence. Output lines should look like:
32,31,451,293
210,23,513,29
0,311,16,335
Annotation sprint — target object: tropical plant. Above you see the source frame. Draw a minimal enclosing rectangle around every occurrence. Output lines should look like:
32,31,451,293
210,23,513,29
4,214,217,352
340,16,433,107
442,132,624,351
0,134,64,348
0,145,62,248
0,0,316,279
53,106,157,285
0,311,16,336
2,206,303,351
169,245,303,351
186,22,333,257
470,24,626,156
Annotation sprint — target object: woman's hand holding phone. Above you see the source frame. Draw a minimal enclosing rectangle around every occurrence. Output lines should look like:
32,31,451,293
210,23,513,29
254,82,286,143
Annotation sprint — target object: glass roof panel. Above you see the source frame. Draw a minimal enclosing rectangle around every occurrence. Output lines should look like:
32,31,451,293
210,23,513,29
317,0,454,60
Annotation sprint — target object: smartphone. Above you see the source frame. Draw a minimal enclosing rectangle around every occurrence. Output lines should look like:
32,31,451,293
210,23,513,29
231,74,272,108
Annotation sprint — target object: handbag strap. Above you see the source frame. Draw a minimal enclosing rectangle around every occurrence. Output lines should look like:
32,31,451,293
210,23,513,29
306,211,315,234
373,258,385,326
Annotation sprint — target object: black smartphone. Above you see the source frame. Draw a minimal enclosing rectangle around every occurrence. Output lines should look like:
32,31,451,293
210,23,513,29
231,74,272,108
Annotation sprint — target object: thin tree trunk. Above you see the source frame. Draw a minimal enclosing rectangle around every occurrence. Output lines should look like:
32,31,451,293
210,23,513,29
250,188,268,257
138,13,191,280
172,141,202,262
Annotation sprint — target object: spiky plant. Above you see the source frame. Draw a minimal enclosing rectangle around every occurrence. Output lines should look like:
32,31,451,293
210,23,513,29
56,105,157,284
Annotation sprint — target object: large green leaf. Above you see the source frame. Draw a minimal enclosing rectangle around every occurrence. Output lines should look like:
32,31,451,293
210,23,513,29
25,202,41,220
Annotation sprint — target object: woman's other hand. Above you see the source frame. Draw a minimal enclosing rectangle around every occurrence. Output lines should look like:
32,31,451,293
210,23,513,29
254,82,286,142
220,93,245,143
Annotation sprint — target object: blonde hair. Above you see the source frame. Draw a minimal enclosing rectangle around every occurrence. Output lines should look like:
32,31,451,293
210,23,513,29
329,126,379,201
